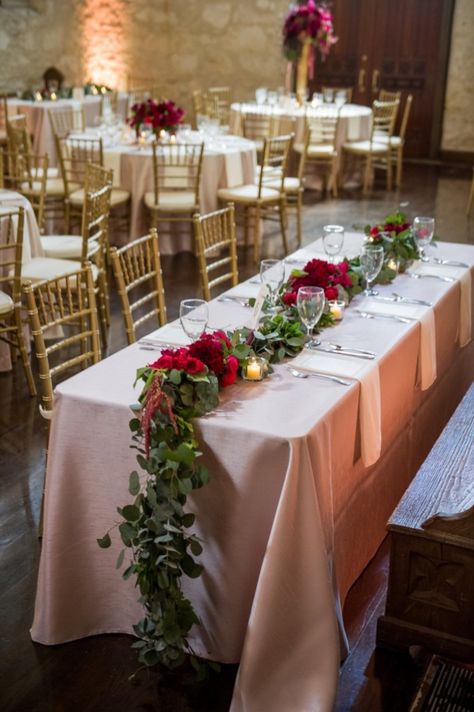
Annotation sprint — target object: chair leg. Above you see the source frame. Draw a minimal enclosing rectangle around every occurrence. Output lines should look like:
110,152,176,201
244,207,249,248
363,155,372,194
14,309,37,396
330,158,338,198
296,191,302,246
252,204,261,263
386,152,392,191
279,198,289,256
395,147,403,188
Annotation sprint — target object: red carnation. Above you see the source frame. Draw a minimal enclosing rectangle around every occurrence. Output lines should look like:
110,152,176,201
220,355,239,387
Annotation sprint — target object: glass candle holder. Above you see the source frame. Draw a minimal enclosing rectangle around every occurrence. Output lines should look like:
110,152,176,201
386,256,400,274
243,357,265,381
328,300,345,322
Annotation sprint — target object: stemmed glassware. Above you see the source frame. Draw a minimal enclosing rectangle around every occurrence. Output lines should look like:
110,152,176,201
413,216,435,261
260,259,285,311
179,299,208,340
322,225,344,258
360,244,384,296
296,286,326,346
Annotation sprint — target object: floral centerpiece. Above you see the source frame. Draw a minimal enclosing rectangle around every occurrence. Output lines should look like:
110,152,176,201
363,211,419,277
282,1,337,102
128,98,185,138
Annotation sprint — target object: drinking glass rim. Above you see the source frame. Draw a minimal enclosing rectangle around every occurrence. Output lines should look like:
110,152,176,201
180,298,207,308
323,224,344,233
298,286,325,296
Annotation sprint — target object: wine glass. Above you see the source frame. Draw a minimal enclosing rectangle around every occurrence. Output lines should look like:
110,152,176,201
413,216,435,261
360,244,384,297
322,225,344,258
179,299,208,341
296,286,325,346
260,258,285,311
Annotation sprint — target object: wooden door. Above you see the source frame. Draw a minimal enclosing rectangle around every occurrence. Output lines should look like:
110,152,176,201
311,0,455,158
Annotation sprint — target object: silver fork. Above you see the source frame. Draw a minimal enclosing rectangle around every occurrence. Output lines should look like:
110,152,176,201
286,366,351,386
356,310,413,324
431,257,469,268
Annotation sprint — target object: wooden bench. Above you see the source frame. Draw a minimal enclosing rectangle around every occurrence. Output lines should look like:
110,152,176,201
377,384,474,660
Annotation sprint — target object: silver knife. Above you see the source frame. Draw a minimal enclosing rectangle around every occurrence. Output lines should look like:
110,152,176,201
218,296,251,306
369,294,432,307
309,344,375,360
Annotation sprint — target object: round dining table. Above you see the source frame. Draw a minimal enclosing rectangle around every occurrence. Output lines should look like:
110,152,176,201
230,101,373,150
98,131,257,253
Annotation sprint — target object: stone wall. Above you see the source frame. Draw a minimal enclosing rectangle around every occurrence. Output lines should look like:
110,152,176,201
441,0,474,153
0,0,472,154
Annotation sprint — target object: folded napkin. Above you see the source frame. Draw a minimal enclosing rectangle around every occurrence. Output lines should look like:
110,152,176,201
410,263,472,347
143,321,191,347
223,282,262,300
291,349,381,466
103,150,122,187
359,299,437,390
224,150,244,188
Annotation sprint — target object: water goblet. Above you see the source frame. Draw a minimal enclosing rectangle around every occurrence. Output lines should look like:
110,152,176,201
255,87,267,105
360,244,384,297
413,216,435,261
322,225,344,258
296,286,326,346
260,258,285,311
179,299,209,341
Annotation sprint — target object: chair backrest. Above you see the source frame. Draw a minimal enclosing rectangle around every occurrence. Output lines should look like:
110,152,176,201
193,204,238,301
110,230,167,344
399,94,413,140
206,86,231,125
321,86,353,103
80,163,113,266
272,115,296,137
257,134,293,197
242,112,275,142
0,94,8,132
48,107,86,139
379,89,401,103
7,114,32,154
3,151,48,231
151,141,204,206
0,207,24,306
56,135,104,197
24,263,101,413
371,99,399,141
306,107,340,147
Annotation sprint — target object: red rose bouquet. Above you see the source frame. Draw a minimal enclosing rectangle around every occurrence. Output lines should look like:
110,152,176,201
129,98,185,136
364,211,418,272
283,1,337,62
282,257,353,306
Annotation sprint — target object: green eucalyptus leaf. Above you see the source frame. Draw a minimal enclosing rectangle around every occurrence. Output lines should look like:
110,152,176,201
97,533,111,548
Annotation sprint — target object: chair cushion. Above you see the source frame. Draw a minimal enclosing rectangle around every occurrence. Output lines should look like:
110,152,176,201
69,187,130,207
144,190,198,212
19,257,98,283
343,140,390,155
20,178,65,197
0,290,14,315
217,184,281,203
372,133,402,147
40,235,100,260
266,176,301,193
307,144,337,157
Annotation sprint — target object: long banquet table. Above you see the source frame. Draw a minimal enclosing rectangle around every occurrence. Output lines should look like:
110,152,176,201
31,233,474,711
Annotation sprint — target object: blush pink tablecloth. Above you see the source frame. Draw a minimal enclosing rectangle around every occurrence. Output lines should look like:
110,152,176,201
31,234,474,711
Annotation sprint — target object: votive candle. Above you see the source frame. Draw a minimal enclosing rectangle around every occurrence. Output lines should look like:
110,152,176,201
244,357,264,381
328,300,345,321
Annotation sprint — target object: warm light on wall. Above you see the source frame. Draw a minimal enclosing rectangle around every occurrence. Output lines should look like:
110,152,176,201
80,0,127,89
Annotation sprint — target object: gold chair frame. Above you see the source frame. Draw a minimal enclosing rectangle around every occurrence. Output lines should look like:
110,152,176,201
0,207,36,395
193,204,239,301
3,150,48,231
48,107,86,140
110,230,167,345
303,109,340,197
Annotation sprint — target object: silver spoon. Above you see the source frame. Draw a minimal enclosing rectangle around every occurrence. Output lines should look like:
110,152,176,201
357,310,413,324
287,367,351,386
409,272,455,283
391,292,432,307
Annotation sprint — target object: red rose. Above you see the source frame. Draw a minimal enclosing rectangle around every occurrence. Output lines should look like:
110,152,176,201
370,226,380,237
150,354,173,370
220,355,239,387
325,286,338,300
185,356,206,375
283,290,297,306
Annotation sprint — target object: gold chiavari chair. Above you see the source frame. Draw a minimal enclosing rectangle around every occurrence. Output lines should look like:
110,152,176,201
321,86,353,103
379,89,402,103
266,139,307,246
296,108,340,198
55,134,130,234
272,115,296,138
206,86,231,128
7,114,32,153
48,106,86,139
241,112,276,155
218,134,292,262
374,94,413,188
24,263,101,414
21,164,113,346
0,207,36,395
192,89,205,128
3,150,48,231
145,141,205,247
193,204,238,301
341,99,399,193
110,230,167,345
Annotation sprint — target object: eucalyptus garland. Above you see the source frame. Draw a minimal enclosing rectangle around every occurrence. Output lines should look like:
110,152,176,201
98,215,419,678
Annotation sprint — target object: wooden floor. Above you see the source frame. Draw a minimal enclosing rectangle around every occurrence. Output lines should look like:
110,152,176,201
0,164,472,711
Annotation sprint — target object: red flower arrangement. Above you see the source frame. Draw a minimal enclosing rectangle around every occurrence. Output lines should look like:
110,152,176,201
282,258,352,305
128,98,185,136
283,1,337,62
150,330,239,387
